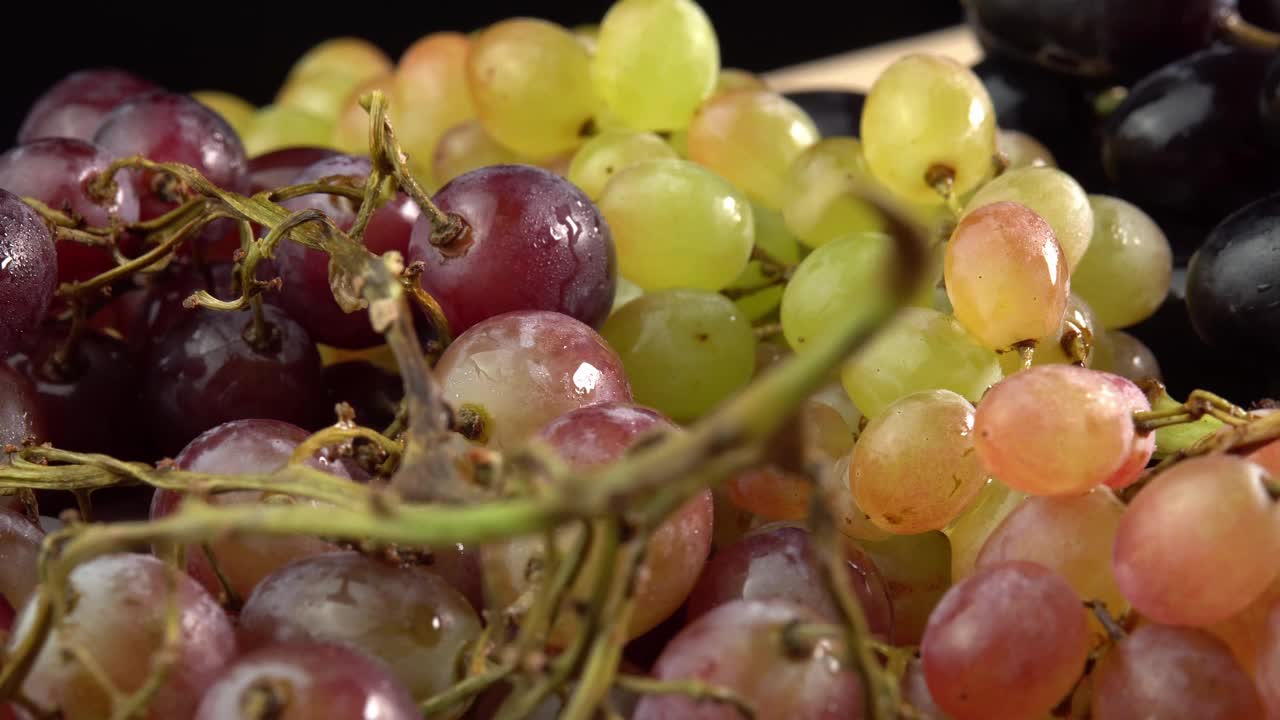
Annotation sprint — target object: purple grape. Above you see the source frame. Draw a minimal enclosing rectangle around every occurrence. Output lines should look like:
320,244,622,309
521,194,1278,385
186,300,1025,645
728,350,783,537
0,189,57,357
127,260,237,356
408,164,616,335
18,68,158,143
247,146,339,194
0,364,46,456
275,154,421,348
320,361,403,430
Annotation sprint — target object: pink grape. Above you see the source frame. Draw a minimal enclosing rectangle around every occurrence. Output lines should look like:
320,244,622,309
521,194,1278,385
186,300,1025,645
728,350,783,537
1100,371,1154,490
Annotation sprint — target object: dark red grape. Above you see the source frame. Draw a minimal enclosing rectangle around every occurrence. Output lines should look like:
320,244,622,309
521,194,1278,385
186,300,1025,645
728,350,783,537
246,146,339,194
538,401,668,467
782,90,866,138
127,260,237,356
320,361,403,430
18,68,158,143
0,189,57,357
194,642,420,720
0,138,139,283
275,154,420,348
0,364,46,455
141,306,323,456
408,164,616,335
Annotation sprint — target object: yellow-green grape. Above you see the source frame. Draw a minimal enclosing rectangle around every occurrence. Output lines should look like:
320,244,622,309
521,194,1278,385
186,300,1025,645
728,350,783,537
190,91,255,136
276,38,393,120
727,202,801,321
572,23,600,53
612,276,644,312
728,261,784,322
1072,195,1173,329
592,0,719,131
394,33,476,188
997,293,1099,374
667,128,689,157
716,68,767,94
942,478,1026,581
567,130,677,199
241,105,335,157
331,73,394,154
598,158,753,291
860,54,997,205
468,18,597,159
601,289,756,422
840,306,1003,419
752,200,801,265
687,89,820,209
998,129,1056,170
780,231,897,353
962,166,1093,271
432,120,523,187
781,137,886,248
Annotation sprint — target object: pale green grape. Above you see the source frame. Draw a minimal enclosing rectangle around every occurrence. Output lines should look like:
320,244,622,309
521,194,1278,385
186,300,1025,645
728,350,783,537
432,120,523,187
751,200,801,265
592,0,719,131
728,202,801,321
567,130,677,199
781,137,886,248
997,129,1056,170
1072,195,1173,329
241,105,335,157
598,158,753,291
942,478,1026,581
276,38,393,121
780,232,898,353
728,261,785,322
191,91,256,137
612,276,644,312
468,18,597,159
601,289,756,422
962,166,1093,271
860,54,997,205
840,307,1003,420
688,89,820,209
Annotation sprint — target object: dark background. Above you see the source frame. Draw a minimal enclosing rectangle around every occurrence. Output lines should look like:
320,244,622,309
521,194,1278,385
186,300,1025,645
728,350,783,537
1,1,964,142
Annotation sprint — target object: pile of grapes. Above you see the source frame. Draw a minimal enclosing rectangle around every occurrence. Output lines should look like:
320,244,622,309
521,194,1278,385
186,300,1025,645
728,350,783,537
0,0,1277,718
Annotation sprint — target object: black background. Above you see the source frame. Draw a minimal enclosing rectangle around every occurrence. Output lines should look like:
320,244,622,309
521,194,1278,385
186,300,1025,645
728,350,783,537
2,1,964,142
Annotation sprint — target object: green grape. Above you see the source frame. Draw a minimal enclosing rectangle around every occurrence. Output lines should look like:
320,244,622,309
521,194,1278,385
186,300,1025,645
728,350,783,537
468,18,597,159
751,200,801,265
942,478,1026,581
190,91,256,136
598,158,754,292
572,23,599,53
592,0,719,131
567,130,677,199
997,129,1056,170
728,261,785,322
667,128,689,157
1072,195,1173,329
728,202,801,321
781,137,887,248
856,530,953,645
780,232,898,353
840,307,1003,419
688,89,820,209
432,120,523,187
612,276,644,312
860,53,997,205
241,105,335,157
716,68,767,94
962,166,1093,271
276,38,393,120
601,289,756,422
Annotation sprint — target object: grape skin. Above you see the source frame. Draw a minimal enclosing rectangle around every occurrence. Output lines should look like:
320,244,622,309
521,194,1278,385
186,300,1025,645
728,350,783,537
1072,195,1173,329
0,190,58,357
961,167,1093,271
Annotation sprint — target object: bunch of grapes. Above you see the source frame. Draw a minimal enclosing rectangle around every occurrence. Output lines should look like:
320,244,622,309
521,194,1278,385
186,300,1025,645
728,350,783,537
0,1,1277,718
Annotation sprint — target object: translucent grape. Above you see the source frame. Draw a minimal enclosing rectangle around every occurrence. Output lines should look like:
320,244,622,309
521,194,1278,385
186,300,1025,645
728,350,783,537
943,478,1025,581
394,32,476,185
858,531,952,645
567,130,677,200
275,37,392,120
191,91,256,137
240,104,334,157
1071,194,1173,329
432,120,523,186
780,137,885,248
962,166,1093,271
0,189,57,356
598,158,753,292
1091,330,1162,383
592,0,718,131
997,129,1056,169
601,289,754,422
945,201,1069,349
468,18,596,159
780,231,898,353
860,54,997,204
1113,454,1280,626
19,68,157,143
840,307,1002,420
921,561,1090,720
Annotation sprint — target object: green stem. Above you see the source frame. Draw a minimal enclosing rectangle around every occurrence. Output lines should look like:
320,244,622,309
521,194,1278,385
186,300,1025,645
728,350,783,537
418,662,513,716
614,675,756,719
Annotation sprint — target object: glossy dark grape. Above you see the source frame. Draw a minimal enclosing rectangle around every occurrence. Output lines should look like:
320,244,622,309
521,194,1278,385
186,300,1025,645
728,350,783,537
275,154,420,348
1264,53,1280,149
0,364,46,455
320,361,403,430
1103,45,1275,222
781,90,866,138
18,68,158,143
0,139,139,283
141,306,323,456
128,260,236,356
408,164,616,335
246,146,339,194
0,190,57,357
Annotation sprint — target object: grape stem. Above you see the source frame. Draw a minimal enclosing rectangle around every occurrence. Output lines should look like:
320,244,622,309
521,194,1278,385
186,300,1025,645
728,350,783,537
1132,389,1251,433
1084,600,1127,643
614,675,757,719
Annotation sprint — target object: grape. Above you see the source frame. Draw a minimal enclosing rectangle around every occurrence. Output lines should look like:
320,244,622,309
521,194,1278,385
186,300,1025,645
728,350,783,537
275,37,393,121
331,72,393,154
840,307,1002,420
601,289,754,422
1094,624,1262,720
716,68,766,94
1099,374,1155,490
409,164,615,335
857,531,952,645
900,658,950,720
686,523,893,640
240,104,335,157
921,561,1089,720
974,365,1140,496
394,32,476,186
598,158,753,292
945,201,1068,350
537,401,669,467
612,275,644,312
1093,330,1162,383
468,18,596,159
567,130,677,200
435,310,631,450
1067,195,1173,330
780,231,897,353
860,54,996,205
851,390,987,534
239,551,481,699
321,361,402,431
1250,600,1280,715
824,454,893,544
784,89,865,138
9,553,235,720
996,129,1055,170
0,507,42,616
726,464,812,522
141,306,324,456
1208,575,1280,673
726,201,801,320
1114,454,1280,627
1187,191,1280,360
962,166,1092,271
0,138,139,283
276,154,420,348
18,68,157,143
781,137,885,248
996,293,1099,374
0,364,45,458
246,146,339,194
125,260,236,357
191,90,256,136
633,600,865,720
592,0,718,131
431,120,523,187
943,478,1025,581
687,89,820,209
0,190,57,357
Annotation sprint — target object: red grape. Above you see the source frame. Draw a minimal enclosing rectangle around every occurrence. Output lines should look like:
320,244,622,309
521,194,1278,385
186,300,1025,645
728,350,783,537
408,164,616,334
0,507,43,615
1100,371,1154,490
127,260,236,357
900,658,950,720
18,68,158,143
537,401,668,466
0,363,46,455
246,146,339,194
0,189,57,357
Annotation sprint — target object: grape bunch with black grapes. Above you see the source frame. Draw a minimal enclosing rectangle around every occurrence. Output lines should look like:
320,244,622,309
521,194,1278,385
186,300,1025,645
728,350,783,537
0,0,1278,718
